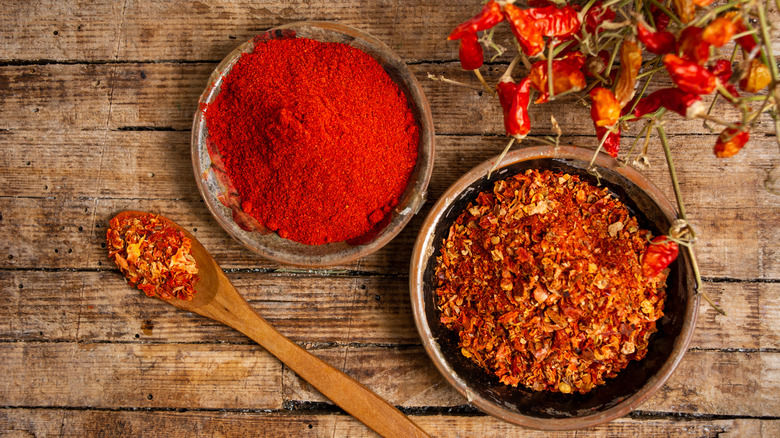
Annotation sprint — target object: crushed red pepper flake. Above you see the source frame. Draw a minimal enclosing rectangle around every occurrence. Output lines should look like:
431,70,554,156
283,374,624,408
107,213,199,301
434,169,667,394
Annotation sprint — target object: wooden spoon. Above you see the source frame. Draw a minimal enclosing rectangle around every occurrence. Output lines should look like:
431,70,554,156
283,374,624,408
112,211,430,438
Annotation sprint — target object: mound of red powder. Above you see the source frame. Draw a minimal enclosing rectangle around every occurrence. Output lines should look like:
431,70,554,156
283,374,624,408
205,37,419,245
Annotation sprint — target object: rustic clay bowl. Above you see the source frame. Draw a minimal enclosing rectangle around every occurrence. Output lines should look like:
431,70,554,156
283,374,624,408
192,21,434,267
410,145,699,430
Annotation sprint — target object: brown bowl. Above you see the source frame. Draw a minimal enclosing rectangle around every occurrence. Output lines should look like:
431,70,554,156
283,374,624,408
410,145,699,430
192,21,434,267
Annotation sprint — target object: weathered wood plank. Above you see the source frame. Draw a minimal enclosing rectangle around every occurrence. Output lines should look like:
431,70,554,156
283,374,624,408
2,131,777,280
4,409,779,438
0,270,776,349
0,271,420,345
0,1,467,63
3,0,780,66
0,342,283,410
0,341,776,416
0,62,764,135
1,409,779,438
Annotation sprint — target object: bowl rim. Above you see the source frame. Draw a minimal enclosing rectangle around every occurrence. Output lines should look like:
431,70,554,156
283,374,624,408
191,21,435,267
409,144,700,430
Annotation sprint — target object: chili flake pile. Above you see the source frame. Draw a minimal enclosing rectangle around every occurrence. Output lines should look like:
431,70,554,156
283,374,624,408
107,213,199,301
434,169,667,394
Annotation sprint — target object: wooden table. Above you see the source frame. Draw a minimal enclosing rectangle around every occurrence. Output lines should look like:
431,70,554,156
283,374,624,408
1,1,778,436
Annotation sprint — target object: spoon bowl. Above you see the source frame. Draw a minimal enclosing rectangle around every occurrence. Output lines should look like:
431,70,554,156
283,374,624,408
111,211,430,438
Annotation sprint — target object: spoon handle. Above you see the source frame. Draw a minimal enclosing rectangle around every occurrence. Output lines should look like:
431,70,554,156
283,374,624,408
195,278,431,438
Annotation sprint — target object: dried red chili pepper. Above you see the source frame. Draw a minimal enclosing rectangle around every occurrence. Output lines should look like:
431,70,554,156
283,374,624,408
596,125,621,158
692,0,715,6
672,0,696,24
528,59,586,103
458,31,484,70
534,5,581,39
740,59,772,93
726,12,758,52
651,5,671,32
709,60,739,97
632,88,704,119
614,41,642,107
702,16,737,47
677,26,710,64
504,4,581,56
636,22,676,55
714,125,749,158
663,54,717,94
497,77,532,140
503,3,545,56
448,0,504,40
107,213,200,301
560,51,586,70
590,87,620,127
585,1,616,34
641,236,678,280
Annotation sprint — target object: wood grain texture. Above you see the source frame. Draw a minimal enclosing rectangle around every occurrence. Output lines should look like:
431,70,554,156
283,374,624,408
0,132,777,279
2,0,779,434
2,409,778,438
0,341,777,417
0,62,767,133
0,270,777,350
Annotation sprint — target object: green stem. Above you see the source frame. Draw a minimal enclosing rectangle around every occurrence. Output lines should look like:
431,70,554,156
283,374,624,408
757,1,780,81
656,125,725,315
648,0,683,27
547,41,556,101
656,126,686,219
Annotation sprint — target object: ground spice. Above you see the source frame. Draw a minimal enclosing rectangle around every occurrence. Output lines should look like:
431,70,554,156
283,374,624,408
107,213,199,301
205,36,419,245
434,169,667,394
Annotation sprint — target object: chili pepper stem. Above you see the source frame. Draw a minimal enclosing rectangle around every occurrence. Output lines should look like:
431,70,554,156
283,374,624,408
656,126,724,315
501,55,523,83
696,113,740,129
756,2,780,81
489,137,516,177
428,73,489,92
472,69,495,95
648,0,683,27
547,42,556,101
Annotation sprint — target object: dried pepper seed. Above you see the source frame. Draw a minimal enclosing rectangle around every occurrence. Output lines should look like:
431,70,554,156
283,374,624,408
434,169,667,394
107,213,199,301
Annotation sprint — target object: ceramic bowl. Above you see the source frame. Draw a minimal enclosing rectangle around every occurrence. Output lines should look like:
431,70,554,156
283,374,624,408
410,145,699,430
192,21,434,267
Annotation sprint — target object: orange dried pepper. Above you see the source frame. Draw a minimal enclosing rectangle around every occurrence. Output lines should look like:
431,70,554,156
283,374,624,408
528,59,586,103
614,40,642,107
589,87,620,127
740,59,772,93
701,16,737,47
714,125,749,158
672,0,696,24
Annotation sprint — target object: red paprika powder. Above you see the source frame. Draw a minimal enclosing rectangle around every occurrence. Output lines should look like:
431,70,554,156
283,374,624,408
205,36,419,245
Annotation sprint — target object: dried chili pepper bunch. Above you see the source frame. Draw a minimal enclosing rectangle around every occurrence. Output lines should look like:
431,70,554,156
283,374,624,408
435,170,667,393
445,0,778,160
441,0,780,314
